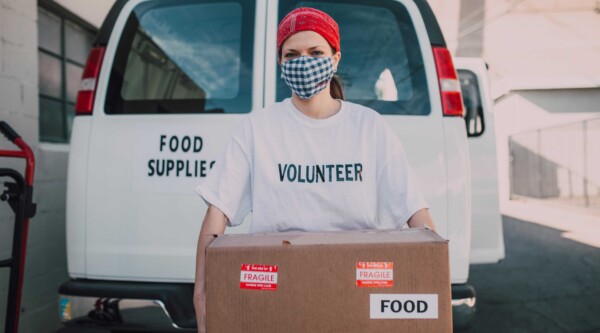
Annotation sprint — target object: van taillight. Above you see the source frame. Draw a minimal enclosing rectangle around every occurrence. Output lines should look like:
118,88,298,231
433,47,464,117
75,47,106,115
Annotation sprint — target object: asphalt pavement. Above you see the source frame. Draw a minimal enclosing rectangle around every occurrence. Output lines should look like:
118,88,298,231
466,215,600,333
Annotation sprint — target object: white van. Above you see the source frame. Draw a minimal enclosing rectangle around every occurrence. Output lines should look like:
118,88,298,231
455,57,505,267
59,0,504,331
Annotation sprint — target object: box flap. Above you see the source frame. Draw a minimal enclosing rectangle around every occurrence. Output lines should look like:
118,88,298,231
210,228,446,249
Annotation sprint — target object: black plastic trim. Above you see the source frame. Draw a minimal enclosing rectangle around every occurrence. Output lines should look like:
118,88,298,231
452,283,476,300
59,279,196,329
413,0,447,47
38,0,98,33
94,0,129,46
458,68,486,138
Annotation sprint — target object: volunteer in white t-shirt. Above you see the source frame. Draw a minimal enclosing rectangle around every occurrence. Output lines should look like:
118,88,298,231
193,7,436,331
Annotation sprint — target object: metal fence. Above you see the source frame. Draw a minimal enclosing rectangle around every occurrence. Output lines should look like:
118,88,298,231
509,117,600,210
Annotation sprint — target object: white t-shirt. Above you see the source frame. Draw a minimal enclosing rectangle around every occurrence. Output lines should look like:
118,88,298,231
195,98,428,233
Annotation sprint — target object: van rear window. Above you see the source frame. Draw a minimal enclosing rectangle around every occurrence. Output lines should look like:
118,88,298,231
105,0,254,114
277,0,430,116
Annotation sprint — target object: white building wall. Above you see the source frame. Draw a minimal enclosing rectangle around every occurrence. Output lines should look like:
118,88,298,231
431,0,600,209
431,0,600,86
494,88,600,205
53,0,115,27
482,0,600,84
484,0,600,208
0,0,40,330
0,1,113,332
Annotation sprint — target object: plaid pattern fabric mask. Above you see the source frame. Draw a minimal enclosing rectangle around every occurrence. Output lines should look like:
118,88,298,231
281,56,335,99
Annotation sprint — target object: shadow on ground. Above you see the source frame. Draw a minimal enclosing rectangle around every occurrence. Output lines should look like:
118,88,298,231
466,216,600,333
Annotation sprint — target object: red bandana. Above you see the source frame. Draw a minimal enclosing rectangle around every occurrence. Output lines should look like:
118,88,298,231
277,7,340,56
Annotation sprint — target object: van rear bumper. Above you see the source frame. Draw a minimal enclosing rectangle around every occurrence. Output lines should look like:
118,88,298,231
59,279,476,332
58,279,196,331
451,283,477,331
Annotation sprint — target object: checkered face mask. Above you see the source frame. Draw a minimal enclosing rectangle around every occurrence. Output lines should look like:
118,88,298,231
281,56,335,99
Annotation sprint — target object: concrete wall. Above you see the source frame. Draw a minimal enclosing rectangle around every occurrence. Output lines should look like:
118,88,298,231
53,0,114,27
482,0,600,85
0,1,113,332
494,88,600,206
456,0,486,57
431,0,600,85
430,0,600,210
0,0,40,331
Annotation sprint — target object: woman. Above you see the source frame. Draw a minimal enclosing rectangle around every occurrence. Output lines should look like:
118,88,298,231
193,7,436,331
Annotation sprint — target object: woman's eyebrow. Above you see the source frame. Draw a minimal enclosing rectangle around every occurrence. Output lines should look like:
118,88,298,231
282,45,326,52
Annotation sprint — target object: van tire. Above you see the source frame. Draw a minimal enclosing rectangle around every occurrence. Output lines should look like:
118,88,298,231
452,284,476,332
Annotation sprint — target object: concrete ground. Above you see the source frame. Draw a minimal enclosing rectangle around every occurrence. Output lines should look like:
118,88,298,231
466,201,600,333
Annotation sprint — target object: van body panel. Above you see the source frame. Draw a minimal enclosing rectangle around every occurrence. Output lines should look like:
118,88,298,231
66,116,92,277
82,0,262,281
67,0,473,286
389,0,471,283
396,0,449,238
63,0,483,329
253,0,268,110
263,0,279,106
455,57,505,264
85,116,247,281
383,115,447,235
442,118,472,283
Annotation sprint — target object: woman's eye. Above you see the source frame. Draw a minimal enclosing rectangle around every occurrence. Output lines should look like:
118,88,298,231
284,53,297,58
312,50,324,56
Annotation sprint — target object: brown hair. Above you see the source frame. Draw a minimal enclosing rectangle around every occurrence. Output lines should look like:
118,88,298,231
330,74,345,100
328,45,344,100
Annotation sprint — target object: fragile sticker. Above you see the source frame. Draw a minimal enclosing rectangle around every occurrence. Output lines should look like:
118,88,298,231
370,294,438,319
240,264,278,291
356,262,394,287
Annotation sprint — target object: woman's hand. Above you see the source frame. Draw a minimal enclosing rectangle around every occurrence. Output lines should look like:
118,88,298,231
195,205,228,333
193,288,207,333
407,208,436,231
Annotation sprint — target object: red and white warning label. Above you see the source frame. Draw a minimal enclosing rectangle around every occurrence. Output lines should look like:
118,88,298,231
240,264,278,291
356,262,394,287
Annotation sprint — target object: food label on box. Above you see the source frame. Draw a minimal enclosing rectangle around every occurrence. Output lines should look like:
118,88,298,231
240,264,278,291
370,294,438,319
356,262,394,287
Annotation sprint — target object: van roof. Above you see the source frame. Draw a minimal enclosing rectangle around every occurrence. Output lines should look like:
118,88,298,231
94,0,446,47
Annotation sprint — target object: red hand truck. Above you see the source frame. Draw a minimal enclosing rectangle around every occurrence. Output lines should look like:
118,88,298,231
0,121,37,333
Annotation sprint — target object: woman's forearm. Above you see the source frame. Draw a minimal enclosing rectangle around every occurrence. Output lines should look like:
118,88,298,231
407,208,437,231
194,205,228,333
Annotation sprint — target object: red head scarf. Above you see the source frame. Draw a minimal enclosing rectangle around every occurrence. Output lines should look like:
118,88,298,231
277,7,340,56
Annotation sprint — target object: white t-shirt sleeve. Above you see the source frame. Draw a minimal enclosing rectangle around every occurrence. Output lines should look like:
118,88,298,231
375,119,429,229
195,121,252,227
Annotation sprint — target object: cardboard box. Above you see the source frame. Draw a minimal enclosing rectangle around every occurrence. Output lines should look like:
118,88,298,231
205,228,451,332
